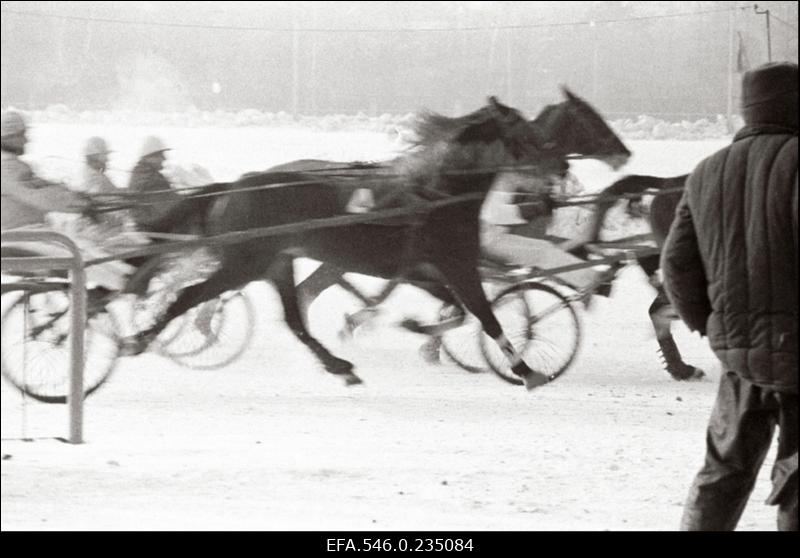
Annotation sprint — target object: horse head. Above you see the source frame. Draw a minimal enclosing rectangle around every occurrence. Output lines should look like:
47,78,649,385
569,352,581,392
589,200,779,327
532,86,630,171
400,98,557,195
453,97,563,174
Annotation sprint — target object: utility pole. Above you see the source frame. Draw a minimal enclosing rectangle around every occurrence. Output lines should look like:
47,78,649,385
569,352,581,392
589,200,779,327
726,4,736,133
291,4,300,117
309,6,318,114
590,21,598,102
505,29,513,102
753,4,772,62
488,26,499,82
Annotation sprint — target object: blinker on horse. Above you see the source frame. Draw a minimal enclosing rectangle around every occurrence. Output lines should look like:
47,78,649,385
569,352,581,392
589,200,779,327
120,96,591,390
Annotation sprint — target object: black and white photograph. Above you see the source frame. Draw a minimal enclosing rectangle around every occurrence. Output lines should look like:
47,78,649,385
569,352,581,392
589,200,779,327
1,1,797,534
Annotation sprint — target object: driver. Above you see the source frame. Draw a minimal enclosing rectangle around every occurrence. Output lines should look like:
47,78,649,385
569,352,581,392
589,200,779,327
1,110,135,292
479,170,611,300
1,111,92,231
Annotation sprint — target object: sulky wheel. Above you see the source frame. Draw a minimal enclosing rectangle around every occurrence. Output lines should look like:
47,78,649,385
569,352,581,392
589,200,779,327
438,285,531,374
128,254,254,370
1,287,121,403
157,290,256,370
479,281,581,385
438,303,486,373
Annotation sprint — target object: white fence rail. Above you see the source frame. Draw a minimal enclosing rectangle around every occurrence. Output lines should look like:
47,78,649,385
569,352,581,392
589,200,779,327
1,230,86,444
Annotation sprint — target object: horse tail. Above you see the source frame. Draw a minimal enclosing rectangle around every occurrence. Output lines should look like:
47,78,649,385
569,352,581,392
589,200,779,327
149,182,230,234
649,174,690,246
582,174,687,244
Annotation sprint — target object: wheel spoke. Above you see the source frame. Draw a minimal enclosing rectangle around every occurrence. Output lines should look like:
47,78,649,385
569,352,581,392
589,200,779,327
2,288,120,403
480,282,581,385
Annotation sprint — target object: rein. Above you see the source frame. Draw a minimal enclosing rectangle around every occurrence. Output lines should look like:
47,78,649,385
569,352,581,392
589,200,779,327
554,186,686,207
83,191,486,267
88,163,568,213
91,168,685,214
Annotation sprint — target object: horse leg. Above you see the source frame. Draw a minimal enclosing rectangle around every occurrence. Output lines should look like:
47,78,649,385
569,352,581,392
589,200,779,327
119,261,250,356
433,260,546,390
639,256,704,381
336,276,403,339
396,277,465,365
269,253,362,386
649,287,705,381
122,254,166,296
296,262,345,320
395,276,464,331
296,263,396,338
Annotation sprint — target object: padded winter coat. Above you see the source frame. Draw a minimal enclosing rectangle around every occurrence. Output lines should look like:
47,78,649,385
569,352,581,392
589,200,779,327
661,124,798,393
127,158,182,231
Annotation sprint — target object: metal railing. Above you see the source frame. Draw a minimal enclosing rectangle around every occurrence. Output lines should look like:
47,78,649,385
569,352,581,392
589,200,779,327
1,230,86,444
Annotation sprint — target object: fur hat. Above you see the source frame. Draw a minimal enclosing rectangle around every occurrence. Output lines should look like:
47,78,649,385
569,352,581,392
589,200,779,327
741,62,798,128
1,111,26,139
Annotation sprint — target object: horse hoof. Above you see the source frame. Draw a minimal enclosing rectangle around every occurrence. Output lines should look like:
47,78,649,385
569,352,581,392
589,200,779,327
337,328,354,342
118,338,142,357
419,338,441,364
672,366,705,381
400,318,423,333
327,359,358,383
338,312,364,341
193,317,214,338
118,334,151,357
343,373,363,386
523,371,549,391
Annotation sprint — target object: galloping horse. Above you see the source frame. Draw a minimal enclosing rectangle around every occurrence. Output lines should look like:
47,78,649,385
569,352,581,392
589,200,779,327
121,97,569,389
276,87,631,323
581,173,705,380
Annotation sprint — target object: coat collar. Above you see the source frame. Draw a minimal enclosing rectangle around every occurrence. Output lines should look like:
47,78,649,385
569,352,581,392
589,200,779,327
734,124,798,142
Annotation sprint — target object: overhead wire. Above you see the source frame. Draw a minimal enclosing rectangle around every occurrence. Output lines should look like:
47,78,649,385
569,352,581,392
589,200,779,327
0,5,736,33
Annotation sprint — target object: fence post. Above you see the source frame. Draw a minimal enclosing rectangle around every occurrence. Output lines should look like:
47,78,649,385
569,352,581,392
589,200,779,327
1,230,86,444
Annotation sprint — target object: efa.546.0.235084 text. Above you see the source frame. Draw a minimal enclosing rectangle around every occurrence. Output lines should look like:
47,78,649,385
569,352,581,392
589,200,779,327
326,538,474,552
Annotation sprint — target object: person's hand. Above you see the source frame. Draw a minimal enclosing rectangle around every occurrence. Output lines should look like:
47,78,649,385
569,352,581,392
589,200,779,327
625,197,648,219
78,193,103,224
541,194,556,215
518,195,555,221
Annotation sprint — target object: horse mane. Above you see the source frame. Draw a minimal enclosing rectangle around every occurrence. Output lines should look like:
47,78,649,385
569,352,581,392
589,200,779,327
406,105,494,147
390,103,517,190
531,103,559,130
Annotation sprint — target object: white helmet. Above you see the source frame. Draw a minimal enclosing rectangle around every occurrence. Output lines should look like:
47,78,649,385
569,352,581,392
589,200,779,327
84,136,111,157
139,135,170,158
1,111,26,139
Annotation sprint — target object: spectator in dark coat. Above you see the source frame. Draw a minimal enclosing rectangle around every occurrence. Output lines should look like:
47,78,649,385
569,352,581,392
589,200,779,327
128,136,182,232
661,61,798,531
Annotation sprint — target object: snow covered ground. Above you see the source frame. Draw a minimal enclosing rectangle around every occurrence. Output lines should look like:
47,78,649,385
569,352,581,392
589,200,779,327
1,123,779,531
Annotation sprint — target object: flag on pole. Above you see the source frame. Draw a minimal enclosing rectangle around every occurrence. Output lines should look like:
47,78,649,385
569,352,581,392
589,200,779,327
736,32,751,73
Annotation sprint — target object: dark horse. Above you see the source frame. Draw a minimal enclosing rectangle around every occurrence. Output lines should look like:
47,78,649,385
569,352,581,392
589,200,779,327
121,97,573,390
271,87,631,325
581,173,705,380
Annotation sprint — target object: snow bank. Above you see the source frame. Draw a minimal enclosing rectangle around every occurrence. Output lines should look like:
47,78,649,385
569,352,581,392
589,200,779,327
8,105,740,140
610,114,743,141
